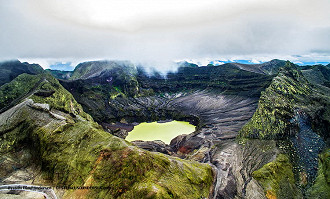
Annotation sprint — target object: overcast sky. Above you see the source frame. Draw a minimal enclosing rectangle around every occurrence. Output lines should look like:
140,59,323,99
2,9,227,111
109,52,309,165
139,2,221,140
1,0,330,71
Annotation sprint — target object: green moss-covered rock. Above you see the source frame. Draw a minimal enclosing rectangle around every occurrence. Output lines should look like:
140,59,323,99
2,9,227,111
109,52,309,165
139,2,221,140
238,61,328,139
0,73,92,120
29,74,92,120
252,154,302,199
306,149,330,199
0,73,42,111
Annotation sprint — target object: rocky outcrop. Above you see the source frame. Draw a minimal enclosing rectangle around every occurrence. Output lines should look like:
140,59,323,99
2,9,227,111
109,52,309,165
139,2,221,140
131,140,173,155
239,62,329,140
238,62,330,198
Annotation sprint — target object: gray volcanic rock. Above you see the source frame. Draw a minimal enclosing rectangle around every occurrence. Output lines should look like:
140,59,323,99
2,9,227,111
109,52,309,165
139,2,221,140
210,139,282,199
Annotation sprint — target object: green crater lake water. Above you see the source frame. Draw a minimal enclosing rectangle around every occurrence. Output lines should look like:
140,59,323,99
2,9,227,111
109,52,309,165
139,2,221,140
125,121,196,144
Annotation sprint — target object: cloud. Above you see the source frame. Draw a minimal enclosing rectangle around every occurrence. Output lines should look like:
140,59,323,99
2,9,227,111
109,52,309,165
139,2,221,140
1,0,330,71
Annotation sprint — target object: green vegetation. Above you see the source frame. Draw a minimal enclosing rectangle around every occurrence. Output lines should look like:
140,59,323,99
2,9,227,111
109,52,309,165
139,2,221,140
252,154,302,199
239,62,325,139
29,74,92,120
0,73,42,111
306,149,330,199
1,114,213,199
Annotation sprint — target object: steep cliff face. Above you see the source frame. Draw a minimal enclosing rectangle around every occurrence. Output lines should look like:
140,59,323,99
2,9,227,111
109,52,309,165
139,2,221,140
0,74,213,198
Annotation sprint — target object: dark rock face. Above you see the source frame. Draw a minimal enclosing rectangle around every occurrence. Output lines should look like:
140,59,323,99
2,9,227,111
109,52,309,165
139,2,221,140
138,63,274,97
290,110,326,185
59,59,274,124
131,140,172,155
34,90,55,97
101,122,133,139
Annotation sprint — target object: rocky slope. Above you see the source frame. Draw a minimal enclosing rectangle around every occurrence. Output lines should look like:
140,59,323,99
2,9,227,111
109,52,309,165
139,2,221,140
239,62,330,198
0,73,213,198
1,59,329,198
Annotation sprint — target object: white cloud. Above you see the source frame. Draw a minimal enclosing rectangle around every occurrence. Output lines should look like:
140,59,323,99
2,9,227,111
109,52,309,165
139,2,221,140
251,59,261,64
18,58,51,69
1,0,330,71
